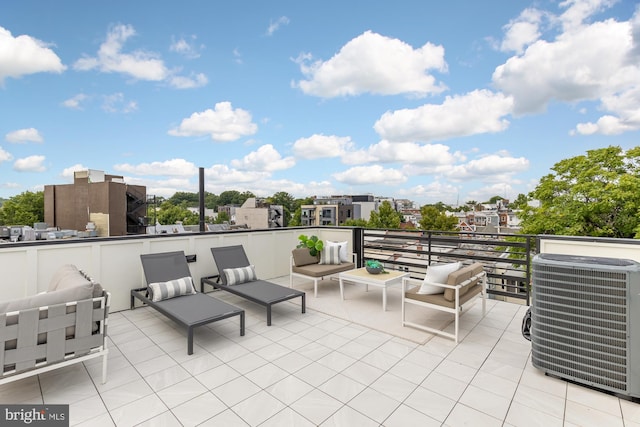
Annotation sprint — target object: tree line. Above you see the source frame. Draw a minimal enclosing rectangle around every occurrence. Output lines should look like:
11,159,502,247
1,146,639,237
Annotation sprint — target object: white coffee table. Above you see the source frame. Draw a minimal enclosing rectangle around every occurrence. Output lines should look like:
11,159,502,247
338,268,409,311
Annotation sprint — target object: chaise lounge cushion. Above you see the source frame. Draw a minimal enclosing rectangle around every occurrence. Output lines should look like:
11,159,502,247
223,265,257,286
148,276,196,302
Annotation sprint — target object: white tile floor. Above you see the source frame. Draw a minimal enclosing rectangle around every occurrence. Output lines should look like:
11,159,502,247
1,277,638,426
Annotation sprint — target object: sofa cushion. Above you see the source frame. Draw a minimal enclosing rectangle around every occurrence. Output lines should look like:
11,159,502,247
406,281,483,308
48,264,89,292
148,276,196,302
326,240,349,263
319,245,341,265
292,248,319,267
418,262,461,294
0,283,94,315
223,265,257,286
443,263,485,302
47,264,104,299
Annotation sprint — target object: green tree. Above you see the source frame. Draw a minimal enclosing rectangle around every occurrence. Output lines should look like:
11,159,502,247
218,190,254,206
167,191,199,207
267,191,296,226
156,201,199,225
213,211,230,224
288,197,314,227
488,195,504,204
342,218,369,227
368,200,402,229
419,205,458,231
0,191,44,225
520,146,640,238
510,193,529,210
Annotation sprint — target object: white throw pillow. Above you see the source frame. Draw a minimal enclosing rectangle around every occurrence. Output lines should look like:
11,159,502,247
327,240,349,262
417,262,462,295
223,265,257,286
148,276,196,302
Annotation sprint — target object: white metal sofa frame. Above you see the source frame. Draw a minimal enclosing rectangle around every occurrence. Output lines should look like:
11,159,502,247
401,263,487,343
0,291,110,386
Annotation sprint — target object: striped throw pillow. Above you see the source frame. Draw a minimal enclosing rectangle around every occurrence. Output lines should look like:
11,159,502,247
223,265,257,286
319,244,341,265
148,276,196,302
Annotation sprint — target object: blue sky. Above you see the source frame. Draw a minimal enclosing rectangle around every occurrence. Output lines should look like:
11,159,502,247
1,0,638,206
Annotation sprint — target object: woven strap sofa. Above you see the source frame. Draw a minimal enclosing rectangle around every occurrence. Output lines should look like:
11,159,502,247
402,262,486,343
290,247,356,297
0,265,110,385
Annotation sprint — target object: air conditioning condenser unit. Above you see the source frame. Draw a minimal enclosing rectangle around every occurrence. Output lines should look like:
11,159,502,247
531,253,640,399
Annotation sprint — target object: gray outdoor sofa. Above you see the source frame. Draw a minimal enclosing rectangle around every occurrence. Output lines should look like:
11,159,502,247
0,265,110,385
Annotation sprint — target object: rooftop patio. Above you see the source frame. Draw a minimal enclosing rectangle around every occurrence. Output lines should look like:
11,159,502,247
0,275,638,426
1,228,639,425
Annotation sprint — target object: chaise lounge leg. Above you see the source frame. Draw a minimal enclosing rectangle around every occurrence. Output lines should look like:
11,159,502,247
101,352,108,384
187,326,194,355
301,294,306,313
240,312,245,336
267,306,272,326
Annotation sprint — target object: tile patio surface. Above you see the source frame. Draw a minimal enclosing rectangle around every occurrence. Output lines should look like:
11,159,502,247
1,276,638,426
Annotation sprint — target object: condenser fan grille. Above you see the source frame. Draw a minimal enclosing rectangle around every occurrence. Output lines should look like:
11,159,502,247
532,259,630,394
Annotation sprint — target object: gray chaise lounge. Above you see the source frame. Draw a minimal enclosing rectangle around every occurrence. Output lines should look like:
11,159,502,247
202,245,306,326
132,251,245,355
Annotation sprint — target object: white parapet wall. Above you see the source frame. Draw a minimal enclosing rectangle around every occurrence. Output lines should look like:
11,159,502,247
538,236,640,262
0,228,354,312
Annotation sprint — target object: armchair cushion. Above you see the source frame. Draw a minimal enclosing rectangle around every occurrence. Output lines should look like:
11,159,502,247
418,262,461,294
292,248,318,267
0,283,94,315
443,263,485,302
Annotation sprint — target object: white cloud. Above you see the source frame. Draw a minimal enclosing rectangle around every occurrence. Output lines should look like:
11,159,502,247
168,72,208,89
499,8,544,53
74,24,168,80
292,134,354,159
0,146,13,163
559,0,616,32
573,84,640,135
61,164,88,180
267,16,290,36
168,101,258,141
333,165,406,185
169,35,202,59
493,8,639,115
374,90,513,142
114,158,198,176
5,128,43,143
13,155,46,172
73,24,207,89
443,153,529,182
466,182,519,204
0,26,66,84
205,164,270,183
61,93,88,110
345,141,461,166
231,144,295,172
295,30,447,98
102,92,138,113
398,181,461,205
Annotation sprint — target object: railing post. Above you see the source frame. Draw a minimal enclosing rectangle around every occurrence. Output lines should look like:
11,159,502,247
353,227,364,267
